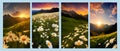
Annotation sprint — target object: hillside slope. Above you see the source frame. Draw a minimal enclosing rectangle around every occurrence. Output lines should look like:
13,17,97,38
62,16,88,48
3,20,30,36
90,31,117,48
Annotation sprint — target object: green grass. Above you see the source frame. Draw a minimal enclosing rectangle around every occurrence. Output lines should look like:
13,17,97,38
90,31,117,48
62,16,87,36
32,19,59,48
3,20,30,48
4,20,30,36
62,16,88,48
32,12,59,48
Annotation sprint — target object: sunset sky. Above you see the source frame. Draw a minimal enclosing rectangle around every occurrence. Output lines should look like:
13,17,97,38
3,3,30,18
32,3,58,10
90,3,117,25
62,3,88,16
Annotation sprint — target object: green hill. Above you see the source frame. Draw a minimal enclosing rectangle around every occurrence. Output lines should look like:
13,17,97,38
62,16,88,36
62,16,88,48
3,19,30,48
3,20,30,36
90,31,117,48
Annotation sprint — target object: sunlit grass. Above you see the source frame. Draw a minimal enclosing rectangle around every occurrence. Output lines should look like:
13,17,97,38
90,31,117,48
3,20,30,48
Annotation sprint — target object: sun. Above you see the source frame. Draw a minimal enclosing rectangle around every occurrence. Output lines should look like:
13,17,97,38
19,14,28,18
19,14,25,18
18,14,29,18
96,21,102,26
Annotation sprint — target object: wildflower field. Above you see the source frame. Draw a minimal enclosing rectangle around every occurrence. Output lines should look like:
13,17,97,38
32,12,59,48
3,20,30,48
62,16,88,48
90,31,117,48
3,3,30,48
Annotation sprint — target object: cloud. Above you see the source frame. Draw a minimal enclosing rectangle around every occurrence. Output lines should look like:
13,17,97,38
32,3,58,10
109,5,117,23
11,11,21,17
90,3,105,22
90,12,96,19
90,3,104,14
112,5,117,15
3,3,10,9
109,14,116,23
90,3,117,25
90,3,102,11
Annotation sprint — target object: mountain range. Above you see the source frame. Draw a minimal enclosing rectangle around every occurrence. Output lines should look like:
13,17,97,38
32,8,59,15
62,10,88,21
3,14,29,28
90,23,117,36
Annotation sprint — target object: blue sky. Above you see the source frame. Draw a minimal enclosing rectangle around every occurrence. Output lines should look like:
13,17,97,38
90,3,117,25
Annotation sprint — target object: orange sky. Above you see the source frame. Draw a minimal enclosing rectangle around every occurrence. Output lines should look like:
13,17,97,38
4,3,30,18
32,3,58,10
62,3,88,16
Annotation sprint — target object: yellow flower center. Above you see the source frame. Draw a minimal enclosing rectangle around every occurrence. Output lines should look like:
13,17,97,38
77,42,81,45
47,42,51,46
22,37,26,41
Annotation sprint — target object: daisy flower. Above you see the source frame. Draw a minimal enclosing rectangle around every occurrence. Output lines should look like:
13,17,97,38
105,43,110,48
109,38,115,44
7,31,16,39
3,43,9,48
79,35,88,41
51,32,57,37
46,40,53,48
37,26,44,32
19,35,30,45
38,45,41,48
74,27,79,31
3,36,9,43
33,29,36,32
13,35,19,41
6,31,18,42
54,28,58,32
52,24,58,28
74,40,83,46
112,44,117,48
74,33,79,37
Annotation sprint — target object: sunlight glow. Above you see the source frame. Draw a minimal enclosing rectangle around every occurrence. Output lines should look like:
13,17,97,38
96,21,102,27
19,14,26,18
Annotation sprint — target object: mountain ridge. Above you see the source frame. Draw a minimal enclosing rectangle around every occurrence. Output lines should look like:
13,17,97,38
90,23,117,36
32,8,59,15
62,10,88,21
3,14,29,28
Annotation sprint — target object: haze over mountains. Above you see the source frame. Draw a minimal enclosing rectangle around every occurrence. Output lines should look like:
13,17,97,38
90,23,117,36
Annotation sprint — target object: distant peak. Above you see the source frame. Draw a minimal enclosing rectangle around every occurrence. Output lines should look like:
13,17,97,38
3,14,12,17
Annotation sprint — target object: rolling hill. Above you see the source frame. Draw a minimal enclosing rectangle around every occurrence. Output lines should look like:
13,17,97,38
62,10,88,48
90,31,117,48
3,19,30,36
3,14,29,28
